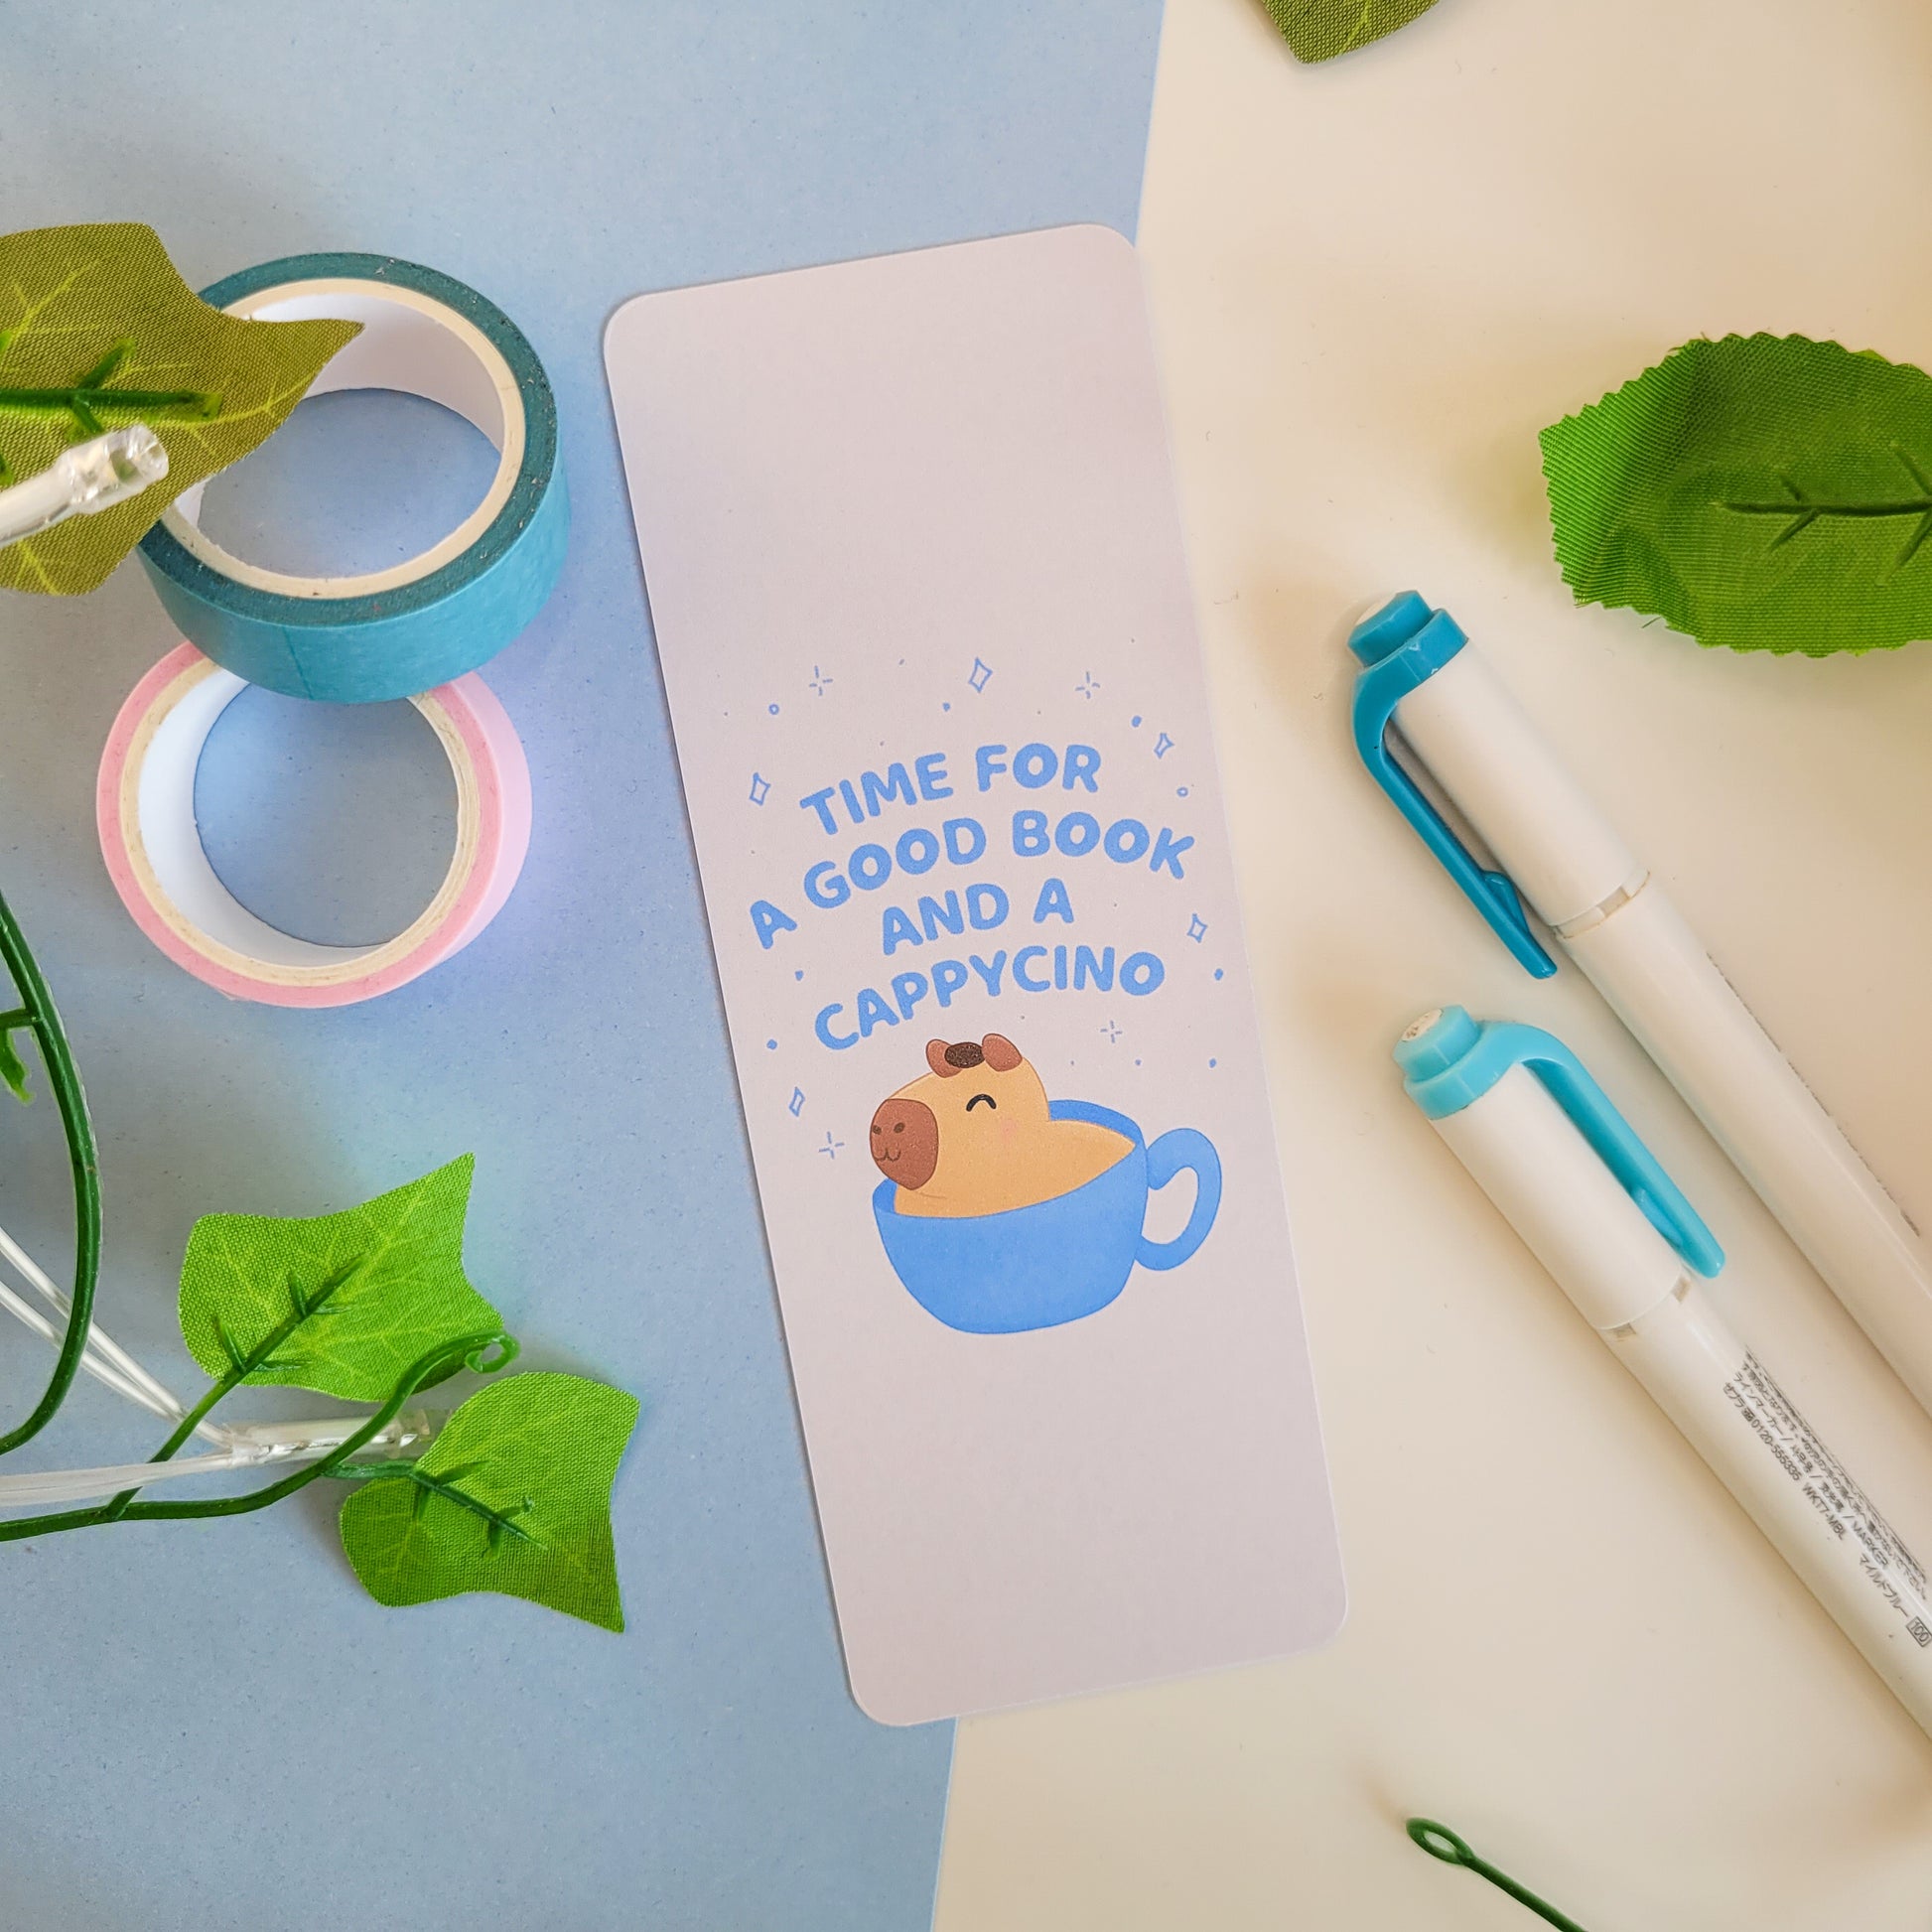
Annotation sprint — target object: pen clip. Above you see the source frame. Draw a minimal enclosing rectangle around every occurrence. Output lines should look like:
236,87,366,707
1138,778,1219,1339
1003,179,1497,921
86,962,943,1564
1521,1031,1724,1275
1349,598,1557,980
1399,1010,1723,1275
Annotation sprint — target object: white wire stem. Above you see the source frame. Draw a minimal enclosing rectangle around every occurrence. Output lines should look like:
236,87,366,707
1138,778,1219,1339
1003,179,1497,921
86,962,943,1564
0,426,168,550
0,1447,282,1507
0,1217,228,1446
0,1219,444,1463
0,1410,440,1511
0,1274,172,1419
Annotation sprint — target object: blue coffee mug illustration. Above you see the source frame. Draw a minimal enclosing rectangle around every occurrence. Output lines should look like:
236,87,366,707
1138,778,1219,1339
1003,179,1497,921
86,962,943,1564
873,1082,1222,1335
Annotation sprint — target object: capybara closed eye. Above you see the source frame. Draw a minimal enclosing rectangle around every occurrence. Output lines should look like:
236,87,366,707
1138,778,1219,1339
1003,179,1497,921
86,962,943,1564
875,1034,1128,1218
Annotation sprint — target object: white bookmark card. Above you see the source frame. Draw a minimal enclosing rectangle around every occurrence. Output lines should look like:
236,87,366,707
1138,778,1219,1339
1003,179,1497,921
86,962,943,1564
607,225,1344,1724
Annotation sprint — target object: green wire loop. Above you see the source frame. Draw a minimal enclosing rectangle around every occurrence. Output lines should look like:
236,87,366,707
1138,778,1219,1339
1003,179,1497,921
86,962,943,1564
0,886,102,1458
1407,1818,1593,1932
466,1334,519,1375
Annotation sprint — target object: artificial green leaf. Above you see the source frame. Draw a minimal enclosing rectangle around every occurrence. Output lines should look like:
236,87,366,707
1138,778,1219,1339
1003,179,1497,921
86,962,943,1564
0,1026,29,1104
0,223,360,596
1543,334,1932,656
340,1372,640,1631
1261,0,1442,63
178,1155,502,1402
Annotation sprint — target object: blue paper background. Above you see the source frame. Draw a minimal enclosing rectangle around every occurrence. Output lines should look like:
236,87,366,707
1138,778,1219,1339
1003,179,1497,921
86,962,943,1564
0,7,1164,1925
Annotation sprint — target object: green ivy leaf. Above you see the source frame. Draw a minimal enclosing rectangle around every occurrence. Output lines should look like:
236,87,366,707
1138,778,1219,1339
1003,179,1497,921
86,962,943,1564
1260,0,1443,63
339,1373,640,1631
1543,334,1932,656
178,1155,502,1402
0,1026,30,1104
0,222,360,596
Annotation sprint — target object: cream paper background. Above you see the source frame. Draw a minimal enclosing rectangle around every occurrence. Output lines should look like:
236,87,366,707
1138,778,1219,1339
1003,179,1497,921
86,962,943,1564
936,1,1932,1926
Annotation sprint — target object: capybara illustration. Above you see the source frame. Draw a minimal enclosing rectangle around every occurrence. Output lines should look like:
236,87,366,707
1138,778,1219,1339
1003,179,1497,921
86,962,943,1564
870,1034,1130,1218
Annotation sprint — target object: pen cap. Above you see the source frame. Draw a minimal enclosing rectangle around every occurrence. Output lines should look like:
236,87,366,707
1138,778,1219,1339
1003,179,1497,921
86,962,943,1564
1397,1008,1722,1330
1377,607,1640,930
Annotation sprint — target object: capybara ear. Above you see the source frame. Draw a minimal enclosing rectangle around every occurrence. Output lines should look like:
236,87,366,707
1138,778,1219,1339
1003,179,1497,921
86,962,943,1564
926,1039,960,1077
982,1033,1023,1072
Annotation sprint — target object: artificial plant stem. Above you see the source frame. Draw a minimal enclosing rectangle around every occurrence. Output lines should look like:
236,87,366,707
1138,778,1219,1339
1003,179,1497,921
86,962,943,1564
93,1279,337,1521
0,1216,194,1419
92,1373,236,1521
0,384,212,416
0,1330,513,1543
318,1457,536,1544
0,1412,439,1508
1407,1820,1590,1932
141,1377,231,1468
0,886,102,1458
98,1239,389,1515
0,1224,225,1440
0,1446,271,1507
0,1274,167,1418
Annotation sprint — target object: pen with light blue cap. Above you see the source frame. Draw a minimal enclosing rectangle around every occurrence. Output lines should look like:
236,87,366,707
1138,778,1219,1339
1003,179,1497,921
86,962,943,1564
1353,592,1932,1423
1398,1005,1932,1739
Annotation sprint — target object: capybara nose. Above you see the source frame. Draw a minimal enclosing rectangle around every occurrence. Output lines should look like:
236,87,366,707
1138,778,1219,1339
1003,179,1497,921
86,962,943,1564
871,1096,939,1189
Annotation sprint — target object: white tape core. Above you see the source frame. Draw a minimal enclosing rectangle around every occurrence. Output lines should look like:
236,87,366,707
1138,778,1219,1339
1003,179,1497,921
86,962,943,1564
130,659,474,974
160,278,524,603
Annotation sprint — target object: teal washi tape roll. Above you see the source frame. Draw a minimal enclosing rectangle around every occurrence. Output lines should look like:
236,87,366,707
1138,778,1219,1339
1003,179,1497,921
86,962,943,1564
138,252,568,704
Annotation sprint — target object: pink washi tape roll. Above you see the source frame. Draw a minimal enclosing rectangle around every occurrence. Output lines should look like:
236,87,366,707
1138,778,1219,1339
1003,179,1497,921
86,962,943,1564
97,642,530,1008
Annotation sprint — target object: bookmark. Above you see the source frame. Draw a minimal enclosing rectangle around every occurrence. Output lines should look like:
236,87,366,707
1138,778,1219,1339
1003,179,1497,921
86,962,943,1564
606,226,1344,1723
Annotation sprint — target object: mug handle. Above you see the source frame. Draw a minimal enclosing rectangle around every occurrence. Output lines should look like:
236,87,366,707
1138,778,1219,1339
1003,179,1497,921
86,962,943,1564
1136,1128,1222,1272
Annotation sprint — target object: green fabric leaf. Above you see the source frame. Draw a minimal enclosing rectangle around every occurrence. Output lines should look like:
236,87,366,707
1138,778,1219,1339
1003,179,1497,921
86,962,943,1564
340,1373,640,1631
178,1155,502,1401
0,1026,30,1104
1261,0,1443,63
0,222,359,596
1543,334,1932,656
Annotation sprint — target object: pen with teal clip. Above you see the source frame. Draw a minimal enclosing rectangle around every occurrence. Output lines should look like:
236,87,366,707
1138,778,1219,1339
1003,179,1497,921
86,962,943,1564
1351,591,1932,1430
1396,1004,1932,1742
1350,594,1555,977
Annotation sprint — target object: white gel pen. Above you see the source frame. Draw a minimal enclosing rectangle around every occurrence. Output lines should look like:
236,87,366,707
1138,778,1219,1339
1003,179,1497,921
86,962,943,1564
1353,593,1932,1427
1398,1004,1932,1741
